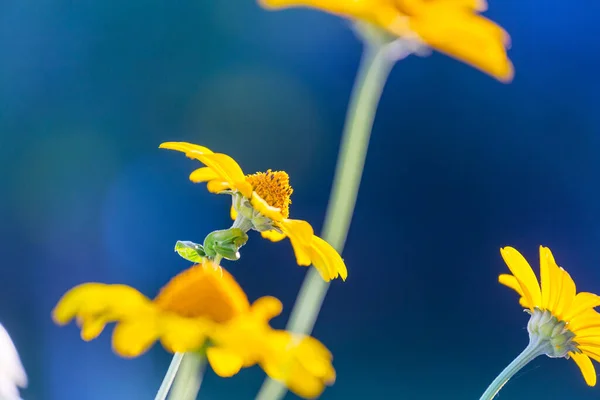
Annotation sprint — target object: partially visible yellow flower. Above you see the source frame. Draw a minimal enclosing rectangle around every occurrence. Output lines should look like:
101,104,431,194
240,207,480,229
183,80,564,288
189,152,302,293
52,263,335,399
160,142,347,282
259,0,513,82
483,246,600,397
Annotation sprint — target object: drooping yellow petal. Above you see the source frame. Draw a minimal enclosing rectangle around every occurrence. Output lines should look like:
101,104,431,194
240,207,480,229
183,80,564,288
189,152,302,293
405,10,513,82
112,319,159,358
309,236,348,281
249,296,283,322
500,247,541,308
159,315,213,354
230,206,237,221
570,352,597,386
261,331,335,399
206,347,245,377
251,192,284,222
199,153,253,197
563,293,600,322
278,219,315,266
189,167,221,183
261,230,287,242
52,283,153,326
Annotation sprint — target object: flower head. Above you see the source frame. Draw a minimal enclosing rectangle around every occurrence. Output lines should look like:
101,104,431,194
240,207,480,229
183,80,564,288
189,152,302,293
499,246,600,386
52,263,335,399
160,142,347,282
259,0,513,82
0,324,27,400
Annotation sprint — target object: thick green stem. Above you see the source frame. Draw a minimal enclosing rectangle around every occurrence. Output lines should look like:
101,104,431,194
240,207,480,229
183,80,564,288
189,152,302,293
166,353,207,400
155,353,184,400
255,24,396,400
479,339,548,400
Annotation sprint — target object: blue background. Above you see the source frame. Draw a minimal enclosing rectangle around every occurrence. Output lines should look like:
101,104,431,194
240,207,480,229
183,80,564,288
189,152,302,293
2,0,600,399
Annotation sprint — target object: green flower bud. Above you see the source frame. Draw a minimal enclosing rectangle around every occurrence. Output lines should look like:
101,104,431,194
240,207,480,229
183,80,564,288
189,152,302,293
203,228,249,261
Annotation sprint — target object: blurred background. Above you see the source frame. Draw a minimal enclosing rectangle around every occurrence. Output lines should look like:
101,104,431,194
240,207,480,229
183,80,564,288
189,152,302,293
2,0,600,399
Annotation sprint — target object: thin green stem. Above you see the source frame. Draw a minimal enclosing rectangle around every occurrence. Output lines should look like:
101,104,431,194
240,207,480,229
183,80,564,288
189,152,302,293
167,352,207,400
256,25,396,400
155,353,184,400
479,339,548,400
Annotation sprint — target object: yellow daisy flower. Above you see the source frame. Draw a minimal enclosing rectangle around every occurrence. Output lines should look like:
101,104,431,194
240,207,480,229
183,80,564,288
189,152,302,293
480,246,600,399
52,262,336,399
159,142,348,282
259,0,513,82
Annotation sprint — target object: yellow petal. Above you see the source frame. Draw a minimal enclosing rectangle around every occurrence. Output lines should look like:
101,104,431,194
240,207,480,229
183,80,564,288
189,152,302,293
159,142,214,156
498,274,531,309
250,296,283,322
261,230,287,242
206,180,231,193
199,153,252,196
278,219,314,266
570,352,598,386
230,206,237,221
555,268,576,320
206,347,245,377
406,10,513,82
153,264,250,323
52,283,153,326
251,192,284,222
259,0,406,35
539,246,552,310
310,236,347,281
499,247,542,308
159,315,213,353
563,292,600,322
189,167,220,183
112,319,159,358
569,309,600,333
79,314,110,341
261,331,335,399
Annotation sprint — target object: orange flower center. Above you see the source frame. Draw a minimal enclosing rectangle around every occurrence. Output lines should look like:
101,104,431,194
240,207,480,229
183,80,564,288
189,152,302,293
245,169,293,218
153,265,250,322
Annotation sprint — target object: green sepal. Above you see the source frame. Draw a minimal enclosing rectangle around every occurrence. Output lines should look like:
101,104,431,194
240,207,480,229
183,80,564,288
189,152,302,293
174,241,205,263
203,228,249,261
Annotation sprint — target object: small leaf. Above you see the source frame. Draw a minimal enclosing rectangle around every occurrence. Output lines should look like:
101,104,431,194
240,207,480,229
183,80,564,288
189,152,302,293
174,241,205,263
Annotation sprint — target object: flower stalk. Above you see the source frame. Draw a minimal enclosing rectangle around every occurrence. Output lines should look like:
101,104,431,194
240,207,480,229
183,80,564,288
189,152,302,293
256,22,399,399
479,339,547,400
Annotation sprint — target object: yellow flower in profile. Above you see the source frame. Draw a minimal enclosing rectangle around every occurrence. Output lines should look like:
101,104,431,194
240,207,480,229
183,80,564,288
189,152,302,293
259,0,513,82
480,246,600,399
160,142,347,282
52,262,336,399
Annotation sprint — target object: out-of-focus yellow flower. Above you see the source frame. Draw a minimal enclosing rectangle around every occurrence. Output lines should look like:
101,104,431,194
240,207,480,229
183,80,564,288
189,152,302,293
52,263,336,399
499,246,600,386
259,0,513,82
160,142,347,282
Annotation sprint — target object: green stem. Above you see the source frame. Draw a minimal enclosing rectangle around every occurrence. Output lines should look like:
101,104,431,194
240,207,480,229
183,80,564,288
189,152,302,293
167,352,207,400
155,353,184,400
479,339,548,400
255,24,396,399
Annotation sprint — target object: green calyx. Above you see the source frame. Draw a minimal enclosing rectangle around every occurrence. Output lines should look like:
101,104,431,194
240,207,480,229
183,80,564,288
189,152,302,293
526,308,578,358
203,228,248,261
231,191,278,233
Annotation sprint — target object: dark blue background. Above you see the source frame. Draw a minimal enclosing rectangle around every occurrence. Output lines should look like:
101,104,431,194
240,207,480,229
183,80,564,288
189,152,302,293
2,0,600,398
